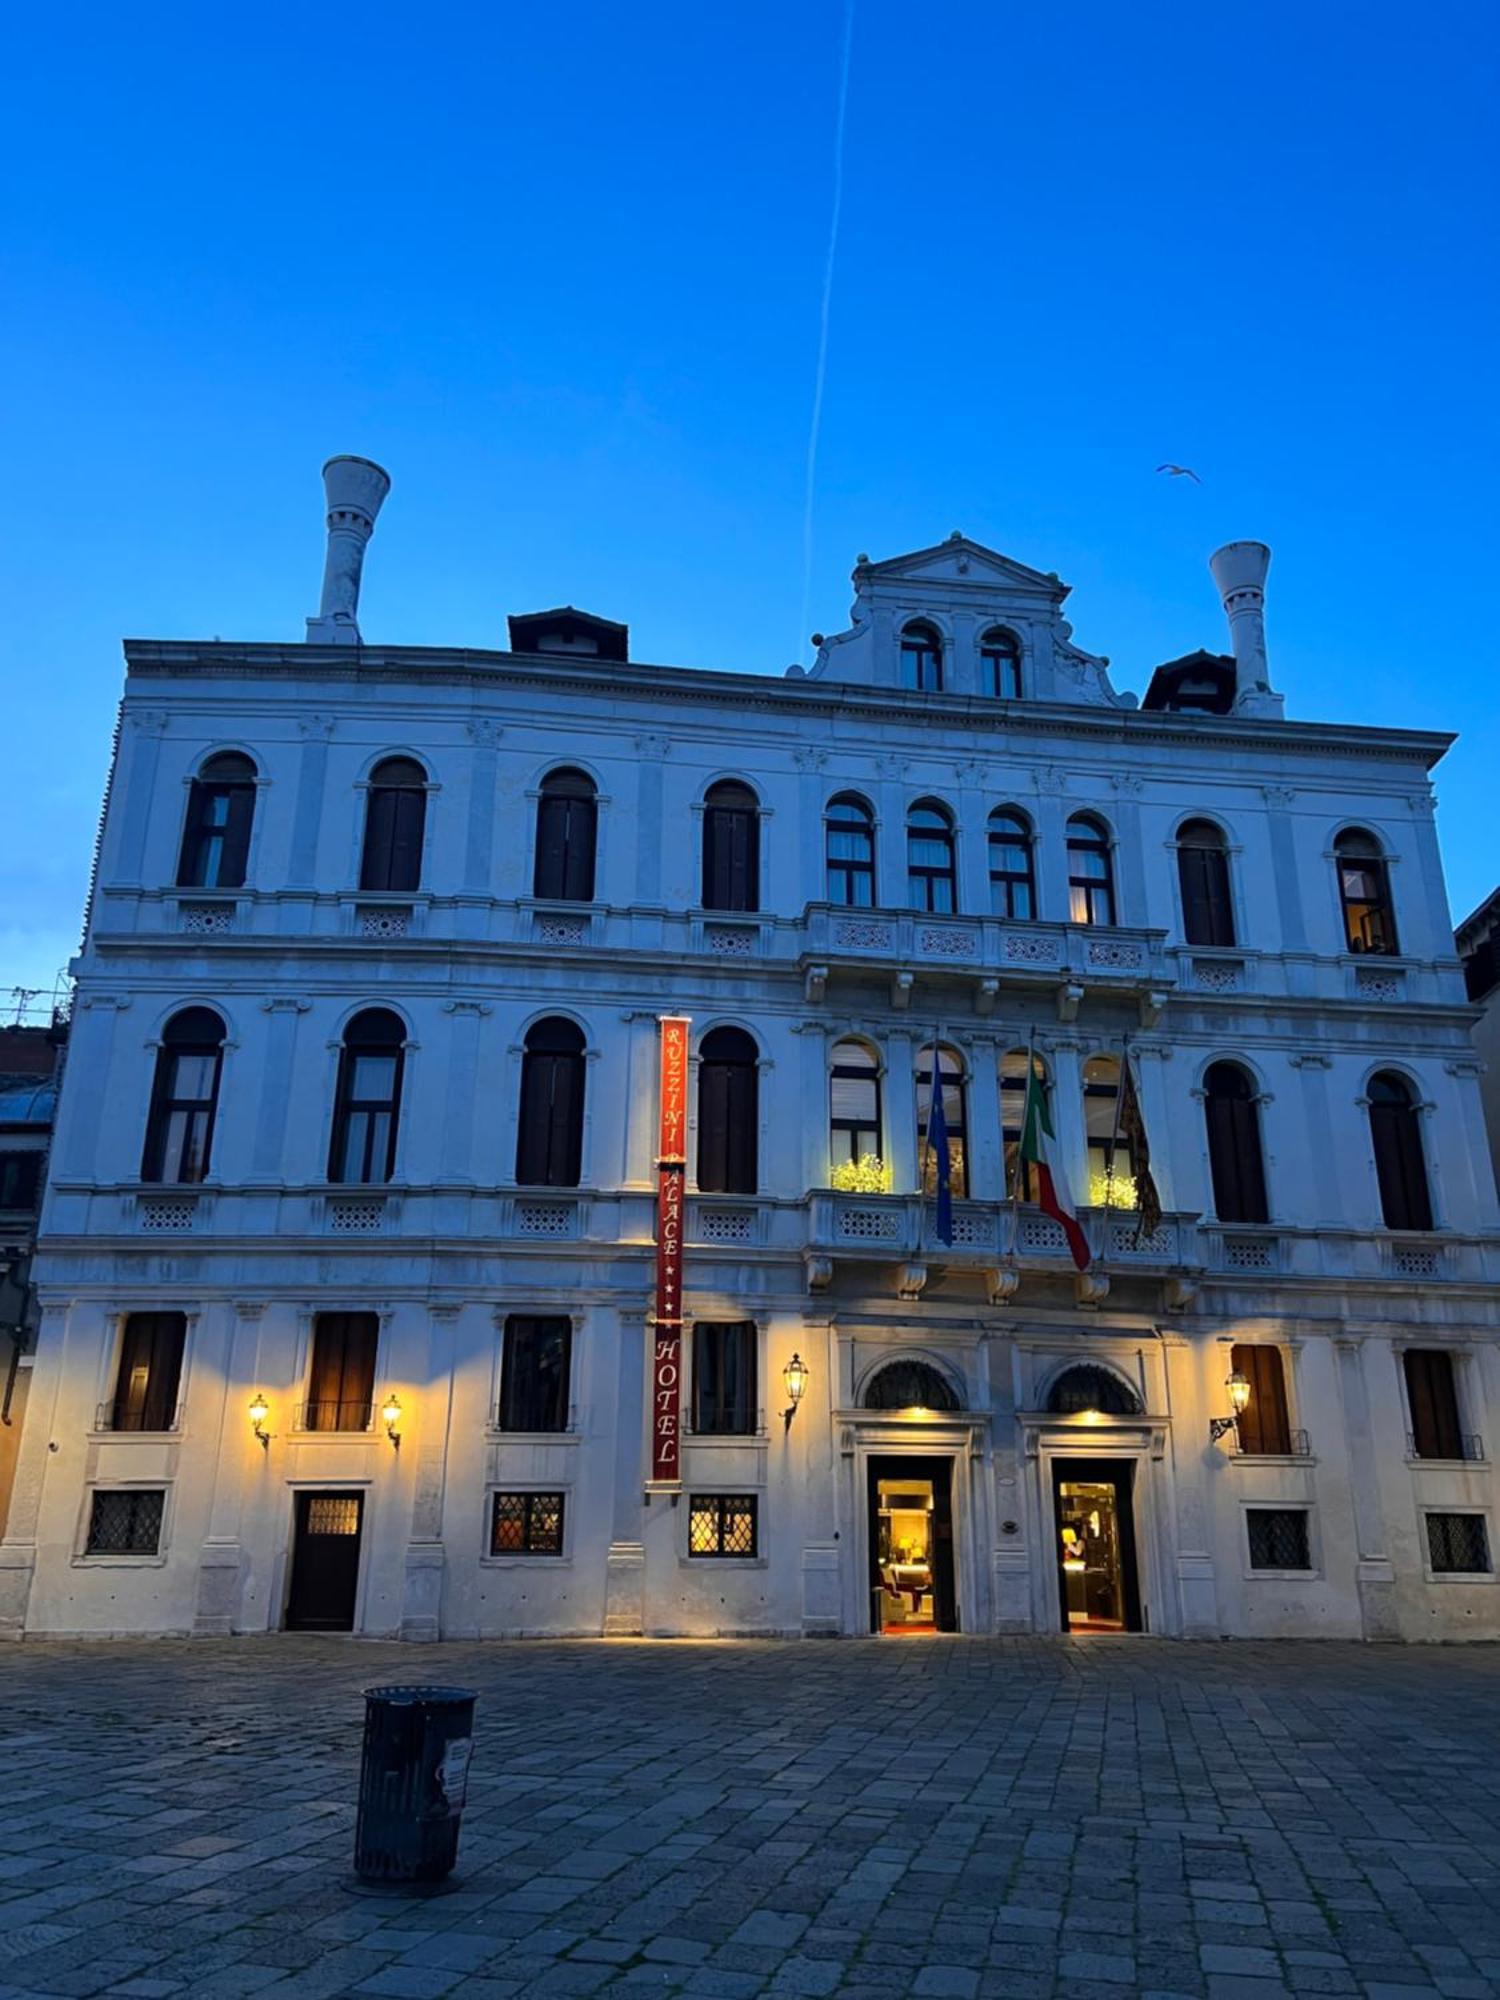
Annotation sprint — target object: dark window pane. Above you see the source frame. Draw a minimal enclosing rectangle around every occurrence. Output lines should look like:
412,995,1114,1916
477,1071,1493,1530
1370,1073,1431,1229
692,1323,757,1434
1204,1063,1268,1223
142,1010,225,1185
703,783,760,911
1404,1349,1463,1460
329,1012,404,1184
361,760,427,892
86,1488,165,1555
1178,823,1235,946
0,1153,41,1209
500,1317,572,1432
1067,818,1115,926
111,1313,186,1432
1230,1343,1292,1455
1426,1513,1490,1573
1247,1509,1311,1570
307,1313,378,1430
178,758,256,889
491,1491,565,1555
535,770,598,901
516,1020,586,1186
696,1028,758,1194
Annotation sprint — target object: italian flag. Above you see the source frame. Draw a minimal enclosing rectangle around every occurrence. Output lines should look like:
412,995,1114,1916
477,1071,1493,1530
1019,1063,1091,1271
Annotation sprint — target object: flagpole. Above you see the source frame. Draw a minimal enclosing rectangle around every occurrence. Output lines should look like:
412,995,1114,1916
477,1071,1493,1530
1103,1031,1128,1215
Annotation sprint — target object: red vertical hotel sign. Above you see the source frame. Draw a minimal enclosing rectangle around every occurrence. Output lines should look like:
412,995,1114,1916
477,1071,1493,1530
652,1016,690,1485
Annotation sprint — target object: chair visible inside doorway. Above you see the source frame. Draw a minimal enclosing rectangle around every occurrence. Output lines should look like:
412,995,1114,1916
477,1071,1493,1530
1052,1460,1142,1633
867,1456,958,1634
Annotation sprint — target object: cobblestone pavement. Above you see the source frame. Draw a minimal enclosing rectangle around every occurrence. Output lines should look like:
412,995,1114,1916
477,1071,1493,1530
3,1638,1499,2000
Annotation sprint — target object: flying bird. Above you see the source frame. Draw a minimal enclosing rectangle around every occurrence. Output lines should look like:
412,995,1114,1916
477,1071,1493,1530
1156,463,1202,483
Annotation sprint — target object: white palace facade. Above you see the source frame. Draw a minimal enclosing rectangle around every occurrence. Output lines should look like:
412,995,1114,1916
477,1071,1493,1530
4,457,1499,1644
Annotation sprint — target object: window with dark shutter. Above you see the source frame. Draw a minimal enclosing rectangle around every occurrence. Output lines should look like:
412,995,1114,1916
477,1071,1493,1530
110,1313,187,1432
328,1009,405,1184
141,1008,226,1185
306,1313,379,1431
696,1026,758,1194
702,782,760,912
1177,819,1235,946
534,768,598,902
499,1316,572,1432
0,1153,42,1210
1404,1348,1463,1460
178,753,257,889
692,1322,757,1435
360,757,427,892
1204,1062,1268,1223
515,1017,586,1186
1230,1343,1292,1455
1369,1072,1432,1230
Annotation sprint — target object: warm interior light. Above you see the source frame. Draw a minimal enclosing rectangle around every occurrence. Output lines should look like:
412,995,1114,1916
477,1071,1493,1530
1227,1370,1251,1416
783,1355,808,1406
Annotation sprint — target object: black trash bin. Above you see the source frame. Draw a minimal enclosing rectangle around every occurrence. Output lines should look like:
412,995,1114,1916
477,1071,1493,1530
354,1684,478,1884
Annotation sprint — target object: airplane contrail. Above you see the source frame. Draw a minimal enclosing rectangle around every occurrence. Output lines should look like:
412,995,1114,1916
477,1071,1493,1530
798,0,856,663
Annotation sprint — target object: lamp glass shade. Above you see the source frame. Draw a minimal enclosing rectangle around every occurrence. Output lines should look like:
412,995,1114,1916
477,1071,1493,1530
1226,1370,1251,1416
248,1393,270,1428
381,1395,402,1430
783,1354,809,1405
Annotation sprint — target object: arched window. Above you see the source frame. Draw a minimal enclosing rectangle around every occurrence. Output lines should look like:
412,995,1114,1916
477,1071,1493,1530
178,753,256,889
1046,1364,1141,1417
142,1007,226,1184
900,620,943,693
1083,1055,1136,1206
1204,1061,1268,1223
361,757,427,893
1177,818,1235,947
826,794,876,907
1000,1048,1047,1199
534,768,597,902
907,801,957,913
516,1017,586,1187
864,1359,961,1412
916,1044,967,1198
1368,1071,1432,1229
1067,814,1115,925
329,1008,405,1184
829,1039,882,1172
988,807,1036,919
981,627,1022,700
1335,828,1398,955
697,1026,758,1194
1231,1344,1292,1455
702,780,760,912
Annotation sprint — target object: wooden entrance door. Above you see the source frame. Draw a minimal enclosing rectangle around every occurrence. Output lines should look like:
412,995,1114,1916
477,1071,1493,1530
286,1490,364,1631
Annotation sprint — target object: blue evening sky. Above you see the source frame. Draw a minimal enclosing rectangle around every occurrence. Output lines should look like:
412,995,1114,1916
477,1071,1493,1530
2,2,1496,1006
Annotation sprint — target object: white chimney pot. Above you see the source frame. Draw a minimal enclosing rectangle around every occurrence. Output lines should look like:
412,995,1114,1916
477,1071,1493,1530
307,454,390,645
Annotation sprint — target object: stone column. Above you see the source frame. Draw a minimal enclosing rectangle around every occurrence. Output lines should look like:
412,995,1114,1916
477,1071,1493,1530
193,1300,264,1635
1262,787,1309,955
1287,1053,1344,1224
285,715,335,891
794,748,831,906
1032,787,1071,923
603,1307,648,1635
954,759,991,916
966,1035,1003,1204
0,1301,70,1638
1333,1333,1399,1639
462,720,502,897
633,736,667,903
1162,1333,1220,1636
437,1001,490,1185
400,1303,460,1642
251,998,310,1182
796,1020,830,1193
884,1030,918,1195
113,708,168,889
57,996,132,1180
798,1311,840,1634
875,756,910,911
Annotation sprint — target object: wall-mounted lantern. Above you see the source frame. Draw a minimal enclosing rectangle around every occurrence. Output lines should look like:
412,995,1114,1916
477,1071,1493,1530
248,1391,272,1449
381,1393,403,1450
1209,1369,1252,1444
782,1354,808,1434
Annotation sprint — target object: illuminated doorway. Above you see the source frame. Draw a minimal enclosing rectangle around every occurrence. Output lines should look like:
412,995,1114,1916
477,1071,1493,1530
867,1456,957,1634
1051,1459,1141,1634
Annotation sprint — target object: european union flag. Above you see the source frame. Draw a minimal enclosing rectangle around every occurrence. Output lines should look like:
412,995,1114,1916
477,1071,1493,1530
926,1063,954,1247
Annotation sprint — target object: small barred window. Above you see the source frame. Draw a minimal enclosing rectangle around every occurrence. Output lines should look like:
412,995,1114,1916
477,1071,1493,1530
688,1493,758,1558
86,1489,165,1556
1246,1508,1311,1571
491,1490,565,1556
1426,1513,1491,1574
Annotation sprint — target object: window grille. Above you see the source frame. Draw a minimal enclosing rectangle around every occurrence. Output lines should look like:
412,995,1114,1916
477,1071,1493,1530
1426,1513,1491,1574
86,1489,165,1555
491,1490,565,1556
1246,1508,1311,1571
688,1493,758,1557
305,1496,362,1536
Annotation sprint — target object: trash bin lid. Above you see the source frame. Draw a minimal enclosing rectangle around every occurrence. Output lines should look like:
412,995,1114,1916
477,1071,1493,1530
363,1684,478,1704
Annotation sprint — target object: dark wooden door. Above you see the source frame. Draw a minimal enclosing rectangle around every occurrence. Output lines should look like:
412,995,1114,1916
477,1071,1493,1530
286,1491,364,1631
1051,1459,1142,1633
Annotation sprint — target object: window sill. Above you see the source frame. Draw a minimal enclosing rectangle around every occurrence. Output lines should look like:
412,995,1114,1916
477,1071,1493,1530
1230,1453,1318,1469
72,1553,168,1569
480,1554,572,1568
1243,1567,1321,1582
685,1431,769,1446
1406,1456,1489,1470
683,1555,768,1570
1423,1569,1496,1584
485,1430,581,1446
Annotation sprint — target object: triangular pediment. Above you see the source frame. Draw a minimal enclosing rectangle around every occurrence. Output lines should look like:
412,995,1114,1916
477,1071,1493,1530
859,535,1070,600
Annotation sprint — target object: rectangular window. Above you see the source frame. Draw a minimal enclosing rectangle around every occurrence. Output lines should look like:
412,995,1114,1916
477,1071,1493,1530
1246,1508,1311,1572
499,1316,572,1432
1404,1349,1464,1460
0,1152,41,1210
110,1312,187,1432
306,1313,378,1431
1426,1513,1491,1575
1230,1343,1292,1456
86,1488,165,1556
692,1322,757,1435
490,1490,565,1556
688,1492,758,1557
